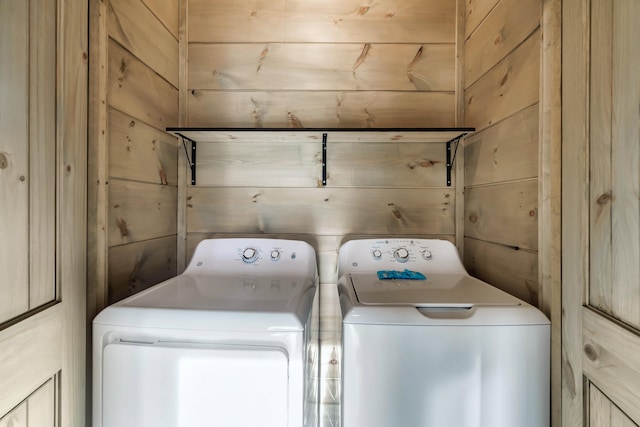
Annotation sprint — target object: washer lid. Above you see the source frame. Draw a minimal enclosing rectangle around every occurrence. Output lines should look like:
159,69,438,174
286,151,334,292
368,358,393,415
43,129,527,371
94,273,316,331
350,273,520,307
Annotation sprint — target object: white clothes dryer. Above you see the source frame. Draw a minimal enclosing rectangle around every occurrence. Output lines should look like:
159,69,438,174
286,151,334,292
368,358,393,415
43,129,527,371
93,238,319,427
337,238,549,427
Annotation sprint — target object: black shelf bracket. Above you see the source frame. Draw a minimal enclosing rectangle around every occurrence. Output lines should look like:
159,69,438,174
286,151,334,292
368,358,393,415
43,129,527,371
177,133,197,185
445,134,467,187
322,133,327,186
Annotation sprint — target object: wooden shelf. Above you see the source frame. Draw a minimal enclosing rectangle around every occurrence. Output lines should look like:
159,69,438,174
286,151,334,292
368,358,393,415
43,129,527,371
166,127,474,186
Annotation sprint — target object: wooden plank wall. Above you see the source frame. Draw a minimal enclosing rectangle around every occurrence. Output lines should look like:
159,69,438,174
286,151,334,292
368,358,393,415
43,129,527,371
89,0,180,307
462,0,541,306
184,0,459,281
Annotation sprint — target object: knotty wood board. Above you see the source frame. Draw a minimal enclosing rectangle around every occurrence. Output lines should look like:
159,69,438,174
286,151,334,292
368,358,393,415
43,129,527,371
464,237,538,306
465,0,500,39
189,43,455,91
189,0,455,43
464,0,540,87
464,179,538,250
464,30,540,130
464,104,539,186
589,0,640,328
187,187,455,236
188,91,455,128
108,40,178,131
0,0,29,323
589,384,637,427
109,109,179,186
583,308,640,424
108,180,178,246
108,236,177,304
195,141,450,188
109,0,179,87
142,0,179,39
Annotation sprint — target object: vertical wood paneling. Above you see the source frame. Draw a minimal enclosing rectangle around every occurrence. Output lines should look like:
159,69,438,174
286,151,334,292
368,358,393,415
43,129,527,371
28,0,57,309
177,0,188,272
0,402,26,427
26,380,56,427
0,0,29,323
109,0,179,86
589,384,638,427
609,0,640,328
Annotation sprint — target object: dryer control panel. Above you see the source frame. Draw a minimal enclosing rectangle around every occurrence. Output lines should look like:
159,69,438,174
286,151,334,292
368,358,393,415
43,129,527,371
184,238,318,278
337,238,466,276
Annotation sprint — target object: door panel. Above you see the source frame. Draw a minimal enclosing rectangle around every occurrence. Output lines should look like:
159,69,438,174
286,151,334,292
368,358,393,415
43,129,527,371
589,384,638,427
0,0,86,424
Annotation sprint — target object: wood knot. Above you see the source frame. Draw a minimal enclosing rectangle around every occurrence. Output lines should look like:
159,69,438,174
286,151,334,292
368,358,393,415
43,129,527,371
468,212,478,223
501,70,510,86
0,153,8,169
117,218,129,237
596,191,612,206
357,6,370,15
494,33,503,45
529,209,536,217
583,343,598,361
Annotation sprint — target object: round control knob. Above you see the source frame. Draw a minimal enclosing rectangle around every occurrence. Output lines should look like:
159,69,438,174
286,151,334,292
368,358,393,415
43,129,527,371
394,248,410,263
372,249,383,260
421,250,433,260
270,250,281,261
242,247,259,263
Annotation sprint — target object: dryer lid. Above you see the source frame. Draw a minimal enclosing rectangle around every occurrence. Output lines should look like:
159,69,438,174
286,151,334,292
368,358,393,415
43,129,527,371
349,273,520,307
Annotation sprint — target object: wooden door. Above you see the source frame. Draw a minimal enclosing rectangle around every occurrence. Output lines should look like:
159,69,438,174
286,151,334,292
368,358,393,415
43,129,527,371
563,0,640,425
0,0,87,425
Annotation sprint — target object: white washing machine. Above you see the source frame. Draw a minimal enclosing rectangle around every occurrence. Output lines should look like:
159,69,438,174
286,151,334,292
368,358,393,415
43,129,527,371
337,238,549,427
93,238,319,427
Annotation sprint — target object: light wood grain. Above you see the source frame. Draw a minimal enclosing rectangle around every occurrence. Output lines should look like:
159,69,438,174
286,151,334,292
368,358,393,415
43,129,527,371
464,104,539,186
583,308,640,424
142,0,179,39
177,0,188,272
108,236,177,304
589,0,613,314
109,109,179,185
27,379,55,427
0,401,26,427
0,306,62,417
29,0,57,311
195,141,450,188
610,0,640,328
464,30,540,130
108,40,178,131
589,385,638,427
187,187,455,236
188,91,455,128
539,1,562,425
464,237,538,306
189,43,455,91
464,0,540,87
561,0,589,424
189,0,455,43
464,180,538,250
109,0,179,87
464,0,500,39
108,180,178,246
0,0,29,323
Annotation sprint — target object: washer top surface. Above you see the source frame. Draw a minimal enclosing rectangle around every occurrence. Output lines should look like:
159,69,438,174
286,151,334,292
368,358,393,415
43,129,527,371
349,273,519,307
94,238,318,331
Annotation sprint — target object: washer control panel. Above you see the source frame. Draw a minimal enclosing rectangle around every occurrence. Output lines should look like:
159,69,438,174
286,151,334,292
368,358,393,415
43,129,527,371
338,238,466,276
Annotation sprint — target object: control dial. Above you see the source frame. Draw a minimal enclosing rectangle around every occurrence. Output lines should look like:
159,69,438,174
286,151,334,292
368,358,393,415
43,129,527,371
372,249,383,260
270,250,281,261
394,247,410,263
421,250,433,260
242,247,259,263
